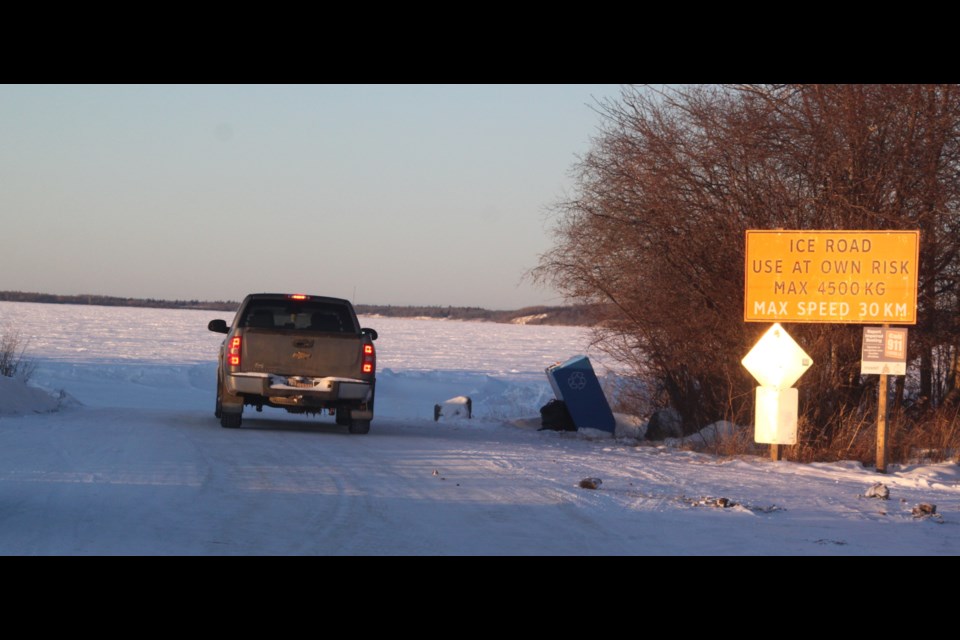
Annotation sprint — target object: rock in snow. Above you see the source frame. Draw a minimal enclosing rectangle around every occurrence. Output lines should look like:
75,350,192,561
645,408,683,440
865,483,890,500
579,477,602,490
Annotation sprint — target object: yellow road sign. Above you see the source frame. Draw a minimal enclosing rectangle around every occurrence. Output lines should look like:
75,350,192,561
744,230,919,324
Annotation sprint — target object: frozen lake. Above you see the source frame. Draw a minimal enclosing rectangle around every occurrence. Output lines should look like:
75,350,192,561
0,300,617,422
0,301,611,376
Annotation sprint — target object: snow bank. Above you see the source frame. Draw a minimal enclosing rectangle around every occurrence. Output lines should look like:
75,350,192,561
510,313,548,325
0,376,66,416
664,421,741,448
376,368,556,422
614,412,647,439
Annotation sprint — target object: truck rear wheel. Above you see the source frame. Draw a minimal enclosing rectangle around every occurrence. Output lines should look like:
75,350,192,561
215,376,223,419
348,419,370,435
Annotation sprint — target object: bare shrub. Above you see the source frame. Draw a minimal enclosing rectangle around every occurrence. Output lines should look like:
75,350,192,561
0,329,37,382
776,402,960,465
890,404,960,463
786,406,875,464
534,84,960,462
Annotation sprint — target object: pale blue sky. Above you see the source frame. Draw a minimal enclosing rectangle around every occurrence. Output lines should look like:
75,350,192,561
0,84,624,309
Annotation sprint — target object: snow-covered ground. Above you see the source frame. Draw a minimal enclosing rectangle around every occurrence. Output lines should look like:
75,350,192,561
0,301,958,555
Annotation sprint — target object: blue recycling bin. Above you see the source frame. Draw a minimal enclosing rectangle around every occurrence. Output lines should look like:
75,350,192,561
545,355,616,433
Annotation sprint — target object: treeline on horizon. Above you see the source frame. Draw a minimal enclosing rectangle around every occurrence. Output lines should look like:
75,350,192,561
0,290,238,311
0,291,605,327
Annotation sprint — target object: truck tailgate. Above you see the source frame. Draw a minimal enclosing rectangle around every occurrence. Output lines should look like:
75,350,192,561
239,330,364,378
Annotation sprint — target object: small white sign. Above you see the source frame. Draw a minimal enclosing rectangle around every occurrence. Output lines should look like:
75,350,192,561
861,327,908,376
754,387,798,445
742,323,813,390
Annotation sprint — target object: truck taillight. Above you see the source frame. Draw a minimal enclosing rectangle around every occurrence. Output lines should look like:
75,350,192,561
228,336,242,368
362,343,375,374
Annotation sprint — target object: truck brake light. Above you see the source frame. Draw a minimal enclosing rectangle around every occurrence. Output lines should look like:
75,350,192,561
362,343,375,374
229,336,242,368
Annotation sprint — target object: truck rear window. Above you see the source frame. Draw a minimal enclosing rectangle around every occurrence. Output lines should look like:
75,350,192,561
239,300,358,333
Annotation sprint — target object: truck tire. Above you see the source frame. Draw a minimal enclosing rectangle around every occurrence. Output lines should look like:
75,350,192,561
348,419,370,435
221,412,242,429
215,376,223,419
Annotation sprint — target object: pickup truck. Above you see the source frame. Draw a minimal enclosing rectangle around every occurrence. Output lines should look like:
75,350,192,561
208,293,378,433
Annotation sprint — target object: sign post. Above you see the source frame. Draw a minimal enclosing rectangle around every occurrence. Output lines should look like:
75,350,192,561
861,326,908,473
744,230,919,472
742,323,813,460
877,369,889,473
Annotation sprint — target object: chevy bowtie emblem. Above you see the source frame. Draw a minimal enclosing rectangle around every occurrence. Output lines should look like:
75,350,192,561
292,351,311,360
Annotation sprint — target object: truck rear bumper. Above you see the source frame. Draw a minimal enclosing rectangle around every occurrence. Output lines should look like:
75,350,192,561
227,372,374,404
